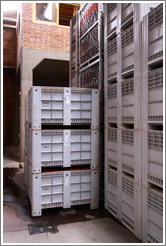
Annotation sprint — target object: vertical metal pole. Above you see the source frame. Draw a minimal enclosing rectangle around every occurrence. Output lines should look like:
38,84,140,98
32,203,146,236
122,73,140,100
98,3,104,206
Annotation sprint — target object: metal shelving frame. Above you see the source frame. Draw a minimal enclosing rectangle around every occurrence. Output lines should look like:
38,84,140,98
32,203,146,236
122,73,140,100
78,3,103,90
69,13,80,87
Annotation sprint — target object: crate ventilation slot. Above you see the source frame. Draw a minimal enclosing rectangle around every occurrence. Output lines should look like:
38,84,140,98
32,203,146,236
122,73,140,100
148,131,163,149
122,176,134,196
122,130,134,145
148,189,163,213
148,67,163,88
122,78,134,95
108,169,117,186
108,37,117,55
108,84,117,98
148,4,163,29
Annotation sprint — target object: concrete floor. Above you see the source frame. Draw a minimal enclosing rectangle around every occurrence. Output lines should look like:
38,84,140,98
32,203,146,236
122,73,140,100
3,146,142,244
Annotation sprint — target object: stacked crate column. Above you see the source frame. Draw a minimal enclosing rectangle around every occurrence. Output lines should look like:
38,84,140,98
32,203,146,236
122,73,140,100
142,4,163,243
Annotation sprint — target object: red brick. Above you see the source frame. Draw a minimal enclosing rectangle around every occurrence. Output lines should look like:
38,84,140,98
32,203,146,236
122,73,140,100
18,3,70,54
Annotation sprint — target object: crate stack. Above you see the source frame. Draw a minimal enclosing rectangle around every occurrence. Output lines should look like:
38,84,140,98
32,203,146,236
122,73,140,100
69,13,80,87
25,86,100,217
104,3,161,241
142,4,163,243
74,3,105,202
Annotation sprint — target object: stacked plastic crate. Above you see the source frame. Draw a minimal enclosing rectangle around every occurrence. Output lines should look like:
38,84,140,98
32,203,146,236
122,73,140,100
104,3,161,241
142,4,163,243
25,86,100,216
69,13,80,87
104,3,142,239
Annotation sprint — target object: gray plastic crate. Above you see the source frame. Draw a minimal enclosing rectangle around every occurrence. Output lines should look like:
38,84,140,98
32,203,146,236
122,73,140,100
105,168,118,217
142,186,163,243
121,78,134,122
107,36,118,80
142,187,163,243
104,3,163,243
148,4,163,63
27,128,99,171
121,3,159,25
148,130,163,187
121,174,135,232
121,24,134,74
147,188,163,243
104,3,159,39
28,87,99,129
148,67,163,122
106,3,118,36
26,165,99,216
107,127,118,168
121,3,134,25
107,83,117,123
122,129,134,174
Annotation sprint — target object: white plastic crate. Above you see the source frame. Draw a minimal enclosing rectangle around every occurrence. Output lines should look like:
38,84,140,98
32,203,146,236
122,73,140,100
28,87,99,129
107,83,117,123
147,188,163,243
121,174,134,231
107,127,118,168
106,168,118,217
27,128,99,172
107,36,118,80
148,4,163,63
121,78,134,122
122,129,134,174
148,130,163,187
148,67,163,122
26,166,99,216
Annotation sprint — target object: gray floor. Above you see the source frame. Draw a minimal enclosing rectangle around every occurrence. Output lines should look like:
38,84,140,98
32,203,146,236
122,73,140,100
3,146,141,244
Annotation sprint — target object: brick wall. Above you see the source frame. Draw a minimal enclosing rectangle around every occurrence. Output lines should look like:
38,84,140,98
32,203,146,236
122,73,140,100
3,27,16,68
21,3,70,52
